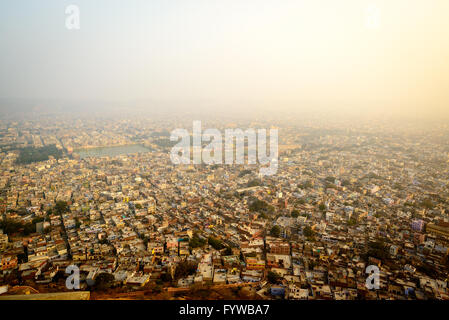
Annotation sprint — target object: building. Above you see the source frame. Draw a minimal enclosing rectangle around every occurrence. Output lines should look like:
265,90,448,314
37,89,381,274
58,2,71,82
0,231,8,250
1,255,18,271
426,221,449,238
245,257,265,270
411,220,425,232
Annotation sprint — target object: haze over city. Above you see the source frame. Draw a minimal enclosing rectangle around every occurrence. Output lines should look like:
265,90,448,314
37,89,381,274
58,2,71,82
1,0,449,120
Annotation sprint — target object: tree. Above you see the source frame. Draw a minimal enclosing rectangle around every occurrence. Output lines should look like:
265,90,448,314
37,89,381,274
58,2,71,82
16,145,63,165
303,226,314,238
270,225,281,237
238,169,252,177
0,218,35,236
23,223,35,235
291,210,300,218
267,271,281,284
341,179,351,187
208,237,224,250
55,201,69,215
93,273,115,291
249,199,273,214
420,198,434,210
259,212,268,219
3,269,20,285
300,180,313,189
159,272,173,284
318,203,326,211
32,216,45,224
367,240,388,260
0,218,22,234
174,261,198,280
223,247,233,256
189,233,207,249
247,179,262,187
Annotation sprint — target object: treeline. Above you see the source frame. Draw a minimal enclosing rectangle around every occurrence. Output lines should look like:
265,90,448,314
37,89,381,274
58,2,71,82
0,218,35,236
16,145,63,164
189,233,207,248
189,233,232,255
208,236,225,250
0,201,70,236
249,199,274,214
366,240,389,260
152,138,177,149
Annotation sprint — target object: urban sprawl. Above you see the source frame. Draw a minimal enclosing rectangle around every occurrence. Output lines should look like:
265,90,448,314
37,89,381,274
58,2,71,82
0,115,449,300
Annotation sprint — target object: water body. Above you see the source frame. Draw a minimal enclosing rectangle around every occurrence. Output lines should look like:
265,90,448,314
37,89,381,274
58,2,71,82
75,144,151,159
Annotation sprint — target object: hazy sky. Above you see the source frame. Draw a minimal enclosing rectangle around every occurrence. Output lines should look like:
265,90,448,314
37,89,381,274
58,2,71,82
0,0,448,117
